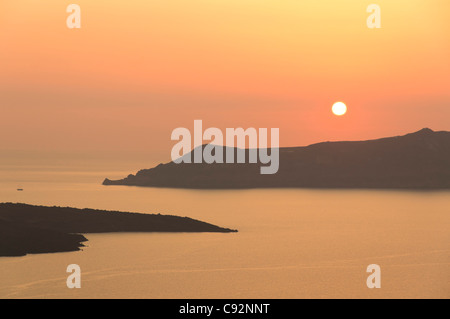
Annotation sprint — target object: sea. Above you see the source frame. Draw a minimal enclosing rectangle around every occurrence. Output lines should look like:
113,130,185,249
0,155,449,298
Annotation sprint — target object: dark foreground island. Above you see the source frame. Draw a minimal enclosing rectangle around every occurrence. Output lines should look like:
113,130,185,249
0,203,237,257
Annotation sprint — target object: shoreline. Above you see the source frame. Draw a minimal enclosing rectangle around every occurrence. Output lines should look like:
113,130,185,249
0,203,237,257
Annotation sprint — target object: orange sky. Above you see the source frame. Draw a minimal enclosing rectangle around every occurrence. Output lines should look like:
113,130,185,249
0,0,449,161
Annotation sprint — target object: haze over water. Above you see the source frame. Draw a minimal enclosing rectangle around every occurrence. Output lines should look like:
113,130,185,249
0,157,449,299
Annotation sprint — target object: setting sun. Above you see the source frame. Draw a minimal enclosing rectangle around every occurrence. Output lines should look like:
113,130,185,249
332,102,347,116
0,0,449,302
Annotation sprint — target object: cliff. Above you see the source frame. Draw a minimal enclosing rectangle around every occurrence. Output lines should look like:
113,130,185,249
103,128,450,189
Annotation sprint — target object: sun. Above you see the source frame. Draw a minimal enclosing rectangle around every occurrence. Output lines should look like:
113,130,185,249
332,102,347,116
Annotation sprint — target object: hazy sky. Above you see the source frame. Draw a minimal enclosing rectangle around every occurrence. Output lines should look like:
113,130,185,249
1,0,449,161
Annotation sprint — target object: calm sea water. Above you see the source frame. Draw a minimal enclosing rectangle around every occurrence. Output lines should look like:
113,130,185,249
0,159,449,299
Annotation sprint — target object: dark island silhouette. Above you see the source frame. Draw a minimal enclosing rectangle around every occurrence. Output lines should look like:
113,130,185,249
0,203,237,257
104,128,450,189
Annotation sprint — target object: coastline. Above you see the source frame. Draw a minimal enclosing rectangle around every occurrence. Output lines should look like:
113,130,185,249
0,203,238,257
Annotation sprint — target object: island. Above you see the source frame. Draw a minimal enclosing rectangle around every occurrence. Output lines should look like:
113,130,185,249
0,203,238,257
103,128,450,189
